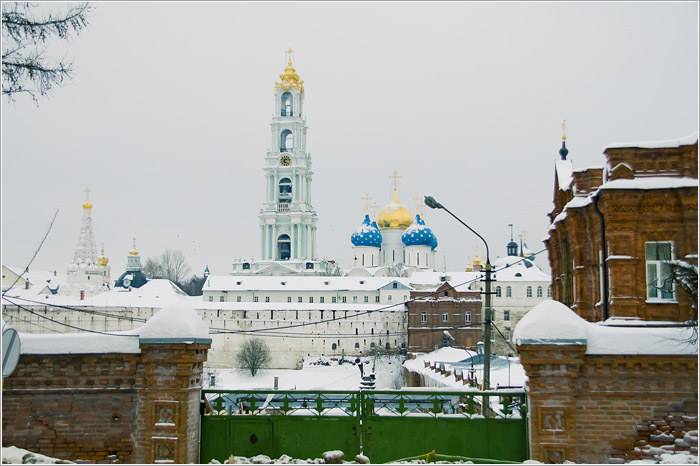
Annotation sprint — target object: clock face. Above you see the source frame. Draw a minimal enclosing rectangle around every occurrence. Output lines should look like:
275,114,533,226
280,155,291,166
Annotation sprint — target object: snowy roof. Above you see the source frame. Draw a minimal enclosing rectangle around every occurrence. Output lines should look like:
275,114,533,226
555,159,573,191
598,177,698,191
409,262,550,290
204,275,415,292
605,131,699,150
2,266,66,294
513,300,698,355
138,301,211,342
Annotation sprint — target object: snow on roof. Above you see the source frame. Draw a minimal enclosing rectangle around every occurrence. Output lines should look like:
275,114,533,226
598,177,698,191
555,159,573,191
514,299,698,355
204,275,414,292
20,331,141,354
605,131,699,150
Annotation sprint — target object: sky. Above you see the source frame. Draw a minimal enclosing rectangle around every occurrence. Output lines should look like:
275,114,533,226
2,2,698,280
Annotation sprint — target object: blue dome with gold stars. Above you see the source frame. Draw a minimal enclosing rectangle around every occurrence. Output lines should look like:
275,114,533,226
402,214,438,250
351,214,382,247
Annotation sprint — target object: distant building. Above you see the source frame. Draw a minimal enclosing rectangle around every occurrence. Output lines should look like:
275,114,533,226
546,131,698,322
114,238,149,290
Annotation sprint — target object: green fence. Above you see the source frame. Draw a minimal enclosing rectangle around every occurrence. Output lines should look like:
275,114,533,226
200,388,528,464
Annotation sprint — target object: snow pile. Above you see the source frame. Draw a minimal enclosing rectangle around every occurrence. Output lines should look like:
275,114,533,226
19,331,140,355
207,451,369,464
1,446,73,464
514,300,698,355
136,301,211,341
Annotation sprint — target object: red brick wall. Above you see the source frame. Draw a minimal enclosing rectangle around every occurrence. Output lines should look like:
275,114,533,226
518,343,698,464
1,343,209,464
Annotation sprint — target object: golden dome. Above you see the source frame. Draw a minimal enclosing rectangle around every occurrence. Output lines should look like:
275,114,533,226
129,237,139,256
82,201,92,210
377,189,413,230
275,47,304,93
82,187,92,209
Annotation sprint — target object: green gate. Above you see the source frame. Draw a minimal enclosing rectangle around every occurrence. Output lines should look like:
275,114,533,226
200,389,528,464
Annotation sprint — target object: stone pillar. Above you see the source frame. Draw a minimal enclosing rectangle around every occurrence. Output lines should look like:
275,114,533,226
517,343,585,463
132,341,210,464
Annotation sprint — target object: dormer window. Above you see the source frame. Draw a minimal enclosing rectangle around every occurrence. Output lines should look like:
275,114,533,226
281,92,293,116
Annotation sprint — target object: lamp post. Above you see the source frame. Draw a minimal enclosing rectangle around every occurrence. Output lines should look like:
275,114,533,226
426,195,493,416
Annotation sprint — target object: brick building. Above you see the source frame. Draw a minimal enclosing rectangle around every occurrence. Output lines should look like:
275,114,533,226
546,132,698,322
406,281,482,352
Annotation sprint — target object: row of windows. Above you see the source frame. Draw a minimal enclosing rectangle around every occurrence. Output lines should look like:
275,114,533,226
209,294,407,303
494,285,551,298
420,311,472,323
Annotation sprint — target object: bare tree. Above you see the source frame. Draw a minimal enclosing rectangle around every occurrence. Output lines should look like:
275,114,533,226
236,338,271,377
160,249,191,284
142,257,165,279
2,2,94,103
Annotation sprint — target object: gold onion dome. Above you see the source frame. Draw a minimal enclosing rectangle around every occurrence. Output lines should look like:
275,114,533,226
377,189,413,230
275,47,304,93
129,237,139,256
99,245,109,266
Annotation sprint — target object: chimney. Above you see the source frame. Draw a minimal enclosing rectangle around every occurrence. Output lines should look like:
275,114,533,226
80,290,85,300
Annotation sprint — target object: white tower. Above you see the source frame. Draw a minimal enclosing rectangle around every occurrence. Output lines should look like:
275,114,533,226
259,49,318,263
62,188,111,297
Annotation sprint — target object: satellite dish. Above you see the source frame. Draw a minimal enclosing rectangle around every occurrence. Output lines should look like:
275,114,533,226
2,326,21,378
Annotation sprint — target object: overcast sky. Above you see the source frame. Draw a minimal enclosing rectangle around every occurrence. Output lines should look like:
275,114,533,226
2,2,698,280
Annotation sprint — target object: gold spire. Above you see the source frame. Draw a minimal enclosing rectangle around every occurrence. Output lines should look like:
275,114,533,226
275,47,304,93
129,237,139,256
562,120,566,142
82,187,92,210
473,250,482,266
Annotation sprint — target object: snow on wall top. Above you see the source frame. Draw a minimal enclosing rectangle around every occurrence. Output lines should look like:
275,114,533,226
605,131,699,150
598,177,698,191
204,275,415,292
514,299,698,355
19,302,211,355
555,159,573,191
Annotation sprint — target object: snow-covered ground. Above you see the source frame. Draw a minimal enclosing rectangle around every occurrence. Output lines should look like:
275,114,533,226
205,354,404,391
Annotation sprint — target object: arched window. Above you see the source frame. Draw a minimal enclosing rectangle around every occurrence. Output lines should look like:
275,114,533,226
331,343,337,350
496,286,502,297
279,177,292,203
537,286,543,298
277,234,291,260
527,286,532,298
280,130,293,152
506,286,512,298
281,92,293,116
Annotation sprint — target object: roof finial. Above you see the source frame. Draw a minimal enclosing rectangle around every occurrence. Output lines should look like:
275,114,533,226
389,170,402,199
559,120,569,160
362,193,372,214
413,194,424,216
82,187,93,210
130,237,139,256
508,223,514,241
287,47,294,66
371,201,380,221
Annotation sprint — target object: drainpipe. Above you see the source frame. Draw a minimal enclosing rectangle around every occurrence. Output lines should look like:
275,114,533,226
591,194,609,321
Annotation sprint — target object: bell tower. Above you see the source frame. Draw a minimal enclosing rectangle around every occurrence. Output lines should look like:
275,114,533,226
259,48,318,262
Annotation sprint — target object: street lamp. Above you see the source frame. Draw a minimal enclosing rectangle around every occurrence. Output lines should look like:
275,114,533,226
426,195,494,416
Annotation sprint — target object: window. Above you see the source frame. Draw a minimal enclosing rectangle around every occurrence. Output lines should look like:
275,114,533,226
646,241,675,300
254,296,259,302
278,178,292,203
353,296,357,303
280,129,293,152
265,296,270,303
526,286,532,298
421,312,427,323
355,342,360,349
309,297,313,303
320,296,325,303
332,297,337,303
393,282,398,289
388,295,392,302
237,296,241,302
465,311,471,323
208,296,213,302
364,296,369,303
288,296,292,303
298,297,303,303
496,286,501,297
547,286,552,297
444,291,449,297
504,310,510,321
342,296,347,303
375,296,380,303
442,312,448,322
281,92,292,116
537,286,543,298
506,286,512,298
331,343,337,350
220,296,225,302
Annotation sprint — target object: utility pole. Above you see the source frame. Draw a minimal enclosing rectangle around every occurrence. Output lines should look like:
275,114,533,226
482,260,492,417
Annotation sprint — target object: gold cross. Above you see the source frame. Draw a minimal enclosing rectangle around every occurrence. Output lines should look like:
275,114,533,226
389,170,401,190
519,228,528,242
562,120,566,141
84,186,91,201
362,193,372,213
132,237,137,249
413,194,423,215
287,47,294,65
371,202,380,219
